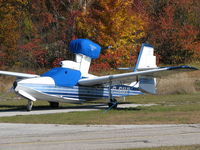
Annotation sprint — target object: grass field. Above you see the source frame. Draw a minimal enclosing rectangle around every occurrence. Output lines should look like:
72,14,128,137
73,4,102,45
0,93,200,124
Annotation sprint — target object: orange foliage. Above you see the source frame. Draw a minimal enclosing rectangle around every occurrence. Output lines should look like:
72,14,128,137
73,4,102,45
76,0,146,70
0,0,200,69
0,0,28,67
144,0,200,64
18,39,47,67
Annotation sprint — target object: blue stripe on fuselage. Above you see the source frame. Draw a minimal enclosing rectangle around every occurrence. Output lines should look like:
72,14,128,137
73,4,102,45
19,83,143,100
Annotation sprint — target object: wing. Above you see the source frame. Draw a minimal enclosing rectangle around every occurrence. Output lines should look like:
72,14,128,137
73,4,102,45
78,65,198,86
0,70,39,78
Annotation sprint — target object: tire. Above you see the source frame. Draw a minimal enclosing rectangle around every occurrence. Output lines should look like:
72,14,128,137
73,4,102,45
108,99,118,109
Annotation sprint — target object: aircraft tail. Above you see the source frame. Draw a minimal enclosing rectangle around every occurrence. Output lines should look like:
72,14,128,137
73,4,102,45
134,43,157,71
134,43,157,94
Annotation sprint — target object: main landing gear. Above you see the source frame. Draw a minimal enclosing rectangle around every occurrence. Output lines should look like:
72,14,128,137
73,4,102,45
108,98,118,109
107,80,118,110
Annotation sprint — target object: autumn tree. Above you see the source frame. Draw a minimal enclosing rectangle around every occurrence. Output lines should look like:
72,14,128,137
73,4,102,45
10,0,86,68
1,0,199,69
24,0,95,68
76,0,146,71
141,0,200,64
0,0,28,68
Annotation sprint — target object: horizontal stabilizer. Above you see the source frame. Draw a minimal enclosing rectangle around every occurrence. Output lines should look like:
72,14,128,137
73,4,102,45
117,67,134,71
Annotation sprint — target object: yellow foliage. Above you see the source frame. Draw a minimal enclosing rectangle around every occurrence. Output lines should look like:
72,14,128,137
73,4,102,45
77,0,146,46
0,0,28,66
76,0,146,68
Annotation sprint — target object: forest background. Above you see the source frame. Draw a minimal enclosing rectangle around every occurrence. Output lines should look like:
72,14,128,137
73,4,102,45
0,0,200,73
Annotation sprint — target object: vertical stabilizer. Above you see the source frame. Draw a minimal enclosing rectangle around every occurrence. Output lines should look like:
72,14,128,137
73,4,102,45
133,43,157,94
134,43,157,71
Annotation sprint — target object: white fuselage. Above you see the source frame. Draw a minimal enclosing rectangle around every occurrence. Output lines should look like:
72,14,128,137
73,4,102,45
14,77,143,104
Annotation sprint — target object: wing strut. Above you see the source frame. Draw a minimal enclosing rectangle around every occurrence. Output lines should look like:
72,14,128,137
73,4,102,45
108,79,112,100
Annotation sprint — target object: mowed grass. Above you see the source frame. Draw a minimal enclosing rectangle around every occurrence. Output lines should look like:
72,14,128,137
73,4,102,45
0,93,200,125
126,145,200,150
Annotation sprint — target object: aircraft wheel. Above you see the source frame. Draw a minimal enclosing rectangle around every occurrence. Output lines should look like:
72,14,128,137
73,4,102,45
49,102,59,108
27,100,33,111
108,99,118,109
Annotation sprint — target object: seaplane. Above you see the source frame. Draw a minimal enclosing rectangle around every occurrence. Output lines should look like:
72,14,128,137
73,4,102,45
0,39,198,111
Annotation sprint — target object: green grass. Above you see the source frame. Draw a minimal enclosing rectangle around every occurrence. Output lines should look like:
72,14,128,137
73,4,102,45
1,109,200,125
1,93,200,110
0,93,200,125
126,145,200,150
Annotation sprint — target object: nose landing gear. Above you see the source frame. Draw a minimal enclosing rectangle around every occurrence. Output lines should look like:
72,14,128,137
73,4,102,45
27,100,33,111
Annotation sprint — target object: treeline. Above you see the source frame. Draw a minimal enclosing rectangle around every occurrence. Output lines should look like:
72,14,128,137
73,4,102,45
0,0,200,71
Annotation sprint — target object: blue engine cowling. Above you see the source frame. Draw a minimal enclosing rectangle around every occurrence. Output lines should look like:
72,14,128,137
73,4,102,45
69,39,101,59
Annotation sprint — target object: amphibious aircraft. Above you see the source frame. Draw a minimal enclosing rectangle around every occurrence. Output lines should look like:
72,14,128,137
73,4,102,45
0,39,198,111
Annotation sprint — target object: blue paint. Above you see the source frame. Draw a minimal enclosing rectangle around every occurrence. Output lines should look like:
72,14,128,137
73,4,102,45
166,65,198,70
41,67,81,87
69,39,101,59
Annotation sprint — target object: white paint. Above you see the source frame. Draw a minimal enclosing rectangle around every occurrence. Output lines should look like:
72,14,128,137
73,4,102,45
75,54,91,76
60,60,80,70
18,90,36,101
18,77,55,85
135,45,157,71
60,54,92,77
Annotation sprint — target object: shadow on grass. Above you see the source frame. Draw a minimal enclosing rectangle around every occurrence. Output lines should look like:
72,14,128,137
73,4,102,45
116,107,142,111
0,105,28,112
0,104,106,112
0,103,143,112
